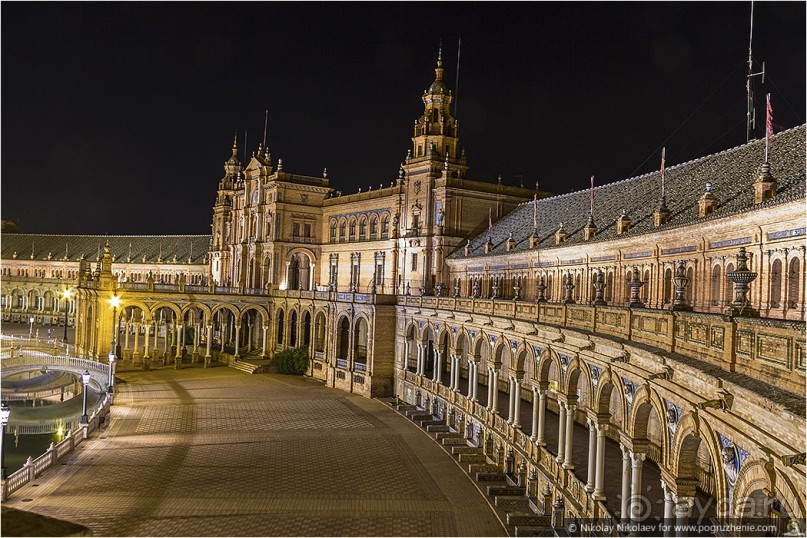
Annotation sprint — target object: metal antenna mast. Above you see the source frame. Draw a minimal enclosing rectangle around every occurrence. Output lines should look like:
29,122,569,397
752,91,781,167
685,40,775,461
746,0,766,142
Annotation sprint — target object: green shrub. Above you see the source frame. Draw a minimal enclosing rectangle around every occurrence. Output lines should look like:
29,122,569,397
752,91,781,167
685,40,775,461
273,346,310,375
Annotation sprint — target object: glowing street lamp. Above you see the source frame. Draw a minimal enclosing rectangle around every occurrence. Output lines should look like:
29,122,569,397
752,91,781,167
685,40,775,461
0,402,9,479
28,316,34,339
62,288,73,343
80,370,91,424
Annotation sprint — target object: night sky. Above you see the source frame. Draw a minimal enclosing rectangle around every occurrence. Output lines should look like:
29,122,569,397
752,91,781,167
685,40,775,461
2,2,804,235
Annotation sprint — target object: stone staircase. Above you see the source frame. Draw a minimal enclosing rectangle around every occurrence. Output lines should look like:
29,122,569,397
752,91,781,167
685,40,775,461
228,359,276,374
379,397,552,537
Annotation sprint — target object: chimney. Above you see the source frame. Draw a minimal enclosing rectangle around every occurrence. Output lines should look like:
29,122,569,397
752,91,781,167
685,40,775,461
653,197,671,227
583,213,597,241
505,232,516,252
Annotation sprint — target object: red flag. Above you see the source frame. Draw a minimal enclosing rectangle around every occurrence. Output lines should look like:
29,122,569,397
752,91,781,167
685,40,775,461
590,175,594,213
488,207,493,230
661,147,666,179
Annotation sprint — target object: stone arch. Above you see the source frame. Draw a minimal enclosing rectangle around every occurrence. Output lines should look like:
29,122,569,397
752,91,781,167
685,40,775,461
353,315,369,365
435,325,452,352
288,309,299,347
492,340,510,370
628,385,669,466
149,301,182,320
731,459,803,520
563,356,592,406
593,368,628,430
301,309,312,348
210,303,240,320
420,323,435,344
513,344,532,374
181,302,212,324
405,321,419,343
669,412,726,510
338,217,347,241
336,315,351,361
313,309,327,353
536,347,562,385
454,330,470,359
239,304,269,322
275,307,285,345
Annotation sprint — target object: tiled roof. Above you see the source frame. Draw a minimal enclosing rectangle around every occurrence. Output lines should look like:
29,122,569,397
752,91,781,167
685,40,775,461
454,125,806,259
1,234,211,264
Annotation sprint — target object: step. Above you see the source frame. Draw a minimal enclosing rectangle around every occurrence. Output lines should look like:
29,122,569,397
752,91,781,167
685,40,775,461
487,485,525,497
451,446,482,455
495,495,531,509
404,408,425,417
228,362,261,374
514,525,553,537
435,432,464,441
408,413,433,422
441,437,470,446
469,463,503,475
475,471,506,482
458,453,487,464
420,419,445,427
396,404,416,412
426,424,450,433
506,513,550,527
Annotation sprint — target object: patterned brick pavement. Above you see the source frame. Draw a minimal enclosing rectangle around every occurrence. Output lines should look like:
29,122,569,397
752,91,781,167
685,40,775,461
4,366,506,536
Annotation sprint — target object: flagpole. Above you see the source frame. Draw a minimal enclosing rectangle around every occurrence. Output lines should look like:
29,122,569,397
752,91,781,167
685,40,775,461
590,175,594,214
533,194,538,230
765,93,771,162
661,147,666,200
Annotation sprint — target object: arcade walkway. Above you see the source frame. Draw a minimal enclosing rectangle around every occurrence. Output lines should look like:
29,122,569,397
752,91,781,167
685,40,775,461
4,366,505,537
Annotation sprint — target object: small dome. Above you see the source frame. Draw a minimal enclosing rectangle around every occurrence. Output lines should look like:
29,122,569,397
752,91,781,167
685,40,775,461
428,79,449,94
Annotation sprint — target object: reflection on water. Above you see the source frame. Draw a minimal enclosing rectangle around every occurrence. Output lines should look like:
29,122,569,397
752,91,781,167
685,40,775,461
3,430,62,474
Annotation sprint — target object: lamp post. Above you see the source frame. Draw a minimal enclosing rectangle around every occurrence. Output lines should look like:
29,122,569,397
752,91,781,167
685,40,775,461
80,370,91,424
109,295,121,359
107,351,116,394
62,288,73,343
28,316,34,339
1,402,10,479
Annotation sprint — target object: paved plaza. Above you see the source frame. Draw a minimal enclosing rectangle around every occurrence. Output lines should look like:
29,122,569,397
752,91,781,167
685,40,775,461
3,364,506,537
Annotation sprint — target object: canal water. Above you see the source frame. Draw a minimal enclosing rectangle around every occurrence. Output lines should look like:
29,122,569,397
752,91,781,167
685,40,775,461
3,431,62,475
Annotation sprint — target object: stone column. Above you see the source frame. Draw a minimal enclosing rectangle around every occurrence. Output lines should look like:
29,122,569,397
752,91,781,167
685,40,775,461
585,419,596,492
261,325,269,357
175,323,183,358
123,322,131,361
143,322,151,360
620,445,632,521
507,377,516,423
193,322,200,362
433,350,441,382
453,356,461,391
661,481,675,537
536,388,547,445
593,424,607,500
448,353,455,389
490,369,499,413
556,402,567,463
467,360,475,399
205,324,213,367
403,341,411,370
674,496,694,537
470,362,478,401
531,388,540,441
233,324,241,359
415,344,423,375
486,368,494,408
630,451,646,521
512,378,522,428
563,403,575,469
132,322,141,365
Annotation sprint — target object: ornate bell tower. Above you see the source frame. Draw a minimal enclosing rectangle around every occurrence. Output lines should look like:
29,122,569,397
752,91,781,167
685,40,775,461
398,48,470,295
209,135,241,286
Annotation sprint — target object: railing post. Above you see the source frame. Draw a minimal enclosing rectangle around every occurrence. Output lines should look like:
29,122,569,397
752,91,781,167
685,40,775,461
48,442,57,466
26,457,35,481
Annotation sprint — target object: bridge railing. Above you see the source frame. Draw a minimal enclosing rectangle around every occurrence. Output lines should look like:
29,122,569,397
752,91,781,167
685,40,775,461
1,352,110,376
1,392,113,501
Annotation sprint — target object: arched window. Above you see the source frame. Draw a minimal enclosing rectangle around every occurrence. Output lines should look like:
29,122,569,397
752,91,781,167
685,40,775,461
314,312,326,353
685,266,694,305
663,268,673,305
724,263,735,306
358,216,367,240
349,219,357,241
606,271,614,302
336,317,350,365
369,216,378,239
546,274,553,301
788,258,801,309
711,265,722,305
302,311,311,347
330,221,337,242
769,259,783,308
625,269,633,303
381,215,390,238
289,311,298,347
642,269,650,303
339,220,347,242
354,317,368,369
276,310,285,345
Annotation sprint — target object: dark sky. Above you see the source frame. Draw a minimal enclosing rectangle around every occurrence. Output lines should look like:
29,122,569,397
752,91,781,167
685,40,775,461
2,2,804,235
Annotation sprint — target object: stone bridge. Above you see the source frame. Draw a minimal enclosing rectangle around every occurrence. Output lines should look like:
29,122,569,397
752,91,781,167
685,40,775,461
1,350,110,392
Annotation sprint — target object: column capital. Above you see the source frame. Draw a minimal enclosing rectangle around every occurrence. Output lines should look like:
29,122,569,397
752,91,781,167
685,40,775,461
673,496,695,516
630,451,646,465
262,324,269,330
